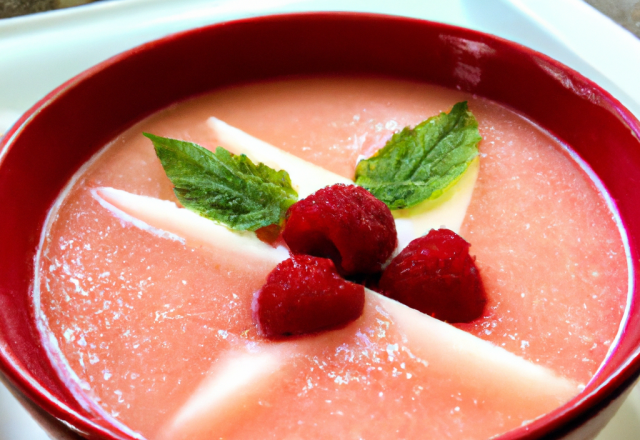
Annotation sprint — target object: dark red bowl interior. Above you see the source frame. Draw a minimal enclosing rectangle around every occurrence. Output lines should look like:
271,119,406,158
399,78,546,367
1,12,640,440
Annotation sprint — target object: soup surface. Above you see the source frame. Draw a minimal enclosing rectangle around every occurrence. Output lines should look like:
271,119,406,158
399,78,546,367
34,77,628,439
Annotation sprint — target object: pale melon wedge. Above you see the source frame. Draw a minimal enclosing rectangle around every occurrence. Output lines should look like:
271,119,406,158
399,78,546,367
373,291,577,405
156,344,293,440
157,289,577,440
206,117,478,249
93,187,288,265
207,117,351,199
95,188,578,439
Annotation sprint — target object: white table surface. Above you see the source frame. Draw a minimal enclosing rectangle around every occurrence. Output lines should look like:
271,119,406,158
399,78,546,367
1,0,639,438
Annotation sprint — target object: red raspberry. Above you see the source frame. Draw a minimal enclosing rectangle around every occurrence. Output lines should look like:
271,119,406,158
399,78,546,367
253,255,365,338
283,184,397,276
379,229,486,323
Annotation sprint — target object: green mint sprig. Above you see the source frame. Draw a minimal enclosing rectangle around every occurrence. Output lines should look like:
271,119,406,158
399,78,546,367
354,101,481,210
145,133,298,231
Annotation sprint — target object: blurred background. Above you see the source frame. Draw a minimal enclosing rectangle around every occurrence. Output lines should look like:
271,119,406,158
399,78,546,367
0,0,639,439
585,0,640,38
583,0,640,38
0,0,97,18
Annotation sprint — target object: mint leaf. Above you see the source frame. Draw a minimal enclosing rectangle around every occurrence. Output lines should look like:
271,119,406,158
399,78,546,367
145,133,298,231
354,101,481,210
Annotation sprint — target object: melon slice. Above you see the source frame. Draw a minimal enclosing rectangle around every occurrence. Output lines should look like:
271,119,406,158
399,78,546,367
157,290,577,440
207,117,479,250
156,344,293,440
95,188,578,439
207,117,351,199
93,187,288,265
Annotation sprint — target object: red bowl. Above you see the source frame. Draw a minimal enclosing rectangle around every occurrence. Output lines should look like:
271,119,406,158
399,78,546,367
1,12,640,440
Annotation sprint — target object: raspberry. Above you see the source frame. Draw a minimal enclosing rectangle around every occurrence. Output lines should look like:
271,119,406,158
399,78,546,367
283,184,397,276
253,255,365,338
379,229,486,323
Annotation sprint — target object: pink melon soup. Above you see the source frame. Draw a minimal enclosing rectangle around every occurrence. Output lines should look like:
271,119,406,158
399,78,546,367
34,77,628,439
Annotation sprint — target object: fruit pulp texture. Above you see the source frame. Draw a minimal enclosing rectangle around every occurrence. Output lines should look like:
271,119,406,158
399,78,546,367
36,77,627,438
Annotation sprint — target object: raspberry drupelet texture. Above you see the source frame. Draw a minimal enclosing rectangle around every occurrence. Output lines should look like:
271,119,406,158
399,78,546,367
380,228,486,323
253,255,365,338
283,184,397,276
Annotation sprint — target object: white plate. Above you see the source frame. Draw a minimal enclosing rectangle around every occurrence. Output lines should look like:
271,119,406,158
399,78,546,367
1,1,639,439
